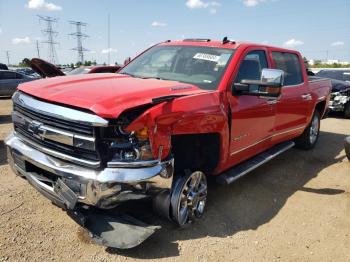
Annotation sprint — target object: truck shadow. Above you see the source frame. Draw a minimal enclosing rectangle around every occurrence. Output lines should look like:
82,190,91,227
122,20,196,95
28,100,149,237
106,130,348,259
0,115,12,124
327,111,348,120
0,141,7,166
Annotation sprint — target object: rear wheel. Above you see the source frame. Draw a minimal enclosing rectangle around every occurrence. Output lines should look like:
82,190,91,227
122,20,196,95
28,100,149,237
295,111,320,150
345,137,350,161
344,102,350,119
170,171,207,226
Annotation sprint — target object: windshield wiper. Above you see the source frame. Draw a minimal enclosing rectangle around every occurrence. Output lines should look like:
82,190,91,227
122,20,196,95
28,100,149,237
119,72,137,77
119,72,162,80
139,76,162,80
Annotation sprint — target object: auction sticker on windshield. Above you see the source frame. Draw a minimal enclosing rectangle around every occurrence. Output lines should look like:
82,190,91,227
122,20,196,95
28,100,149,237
193,53,221,62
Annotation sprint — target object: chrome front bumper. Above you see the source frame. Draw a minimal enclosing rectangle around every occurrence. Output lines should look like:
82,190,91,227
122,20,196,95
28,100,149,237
5,132,174,209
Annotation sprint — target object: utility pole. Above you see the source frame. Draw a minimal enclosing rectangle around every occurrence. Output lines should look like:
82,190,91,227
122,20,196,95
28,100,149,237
36,40,40,58
107,14,110,65
68,20,89,64
38,15,59,64
5,51,10,65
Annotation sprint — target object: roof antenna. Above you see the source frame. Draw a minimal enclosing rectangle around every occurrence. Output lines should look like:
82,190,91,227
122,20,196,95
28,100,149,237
222,36,235,44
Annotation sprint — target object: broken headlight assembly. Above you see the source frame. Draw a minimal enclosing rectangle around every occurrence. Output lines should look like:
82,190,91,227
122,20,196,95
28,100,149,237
102,124,154,163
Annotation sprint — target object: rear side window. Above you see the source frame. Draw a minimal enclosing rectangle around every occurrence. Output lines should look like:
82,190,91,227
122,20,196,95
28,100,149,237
272,52,303,86
15,73,24,79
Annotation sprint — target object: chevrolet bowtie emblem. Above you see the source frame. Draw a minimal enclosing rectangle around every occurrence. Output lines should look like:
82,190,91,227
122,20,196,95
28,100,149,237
28,120,44,140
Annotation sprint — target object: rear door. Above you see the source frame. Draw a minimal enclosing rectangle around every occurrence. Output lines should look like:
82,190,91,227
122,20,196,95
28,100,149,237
270,51,311,141
228,48,276,162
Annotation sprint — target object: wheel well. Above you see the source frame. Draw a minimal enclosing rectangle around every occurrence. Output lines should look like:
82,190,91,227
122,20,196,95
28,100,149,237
315,100,326,117
171,133,220,174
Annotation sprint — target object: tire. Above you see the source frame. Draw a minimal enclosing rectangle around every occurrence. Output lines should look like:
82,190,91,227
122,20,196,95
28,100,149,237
345,136,350,161
170,170,207,226
344,102,350,119
295,110,320,150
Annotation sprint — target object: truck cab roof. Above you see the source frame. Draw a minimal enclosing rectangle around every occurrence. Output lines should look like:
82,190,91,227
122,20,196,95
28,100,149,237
158,39,299,54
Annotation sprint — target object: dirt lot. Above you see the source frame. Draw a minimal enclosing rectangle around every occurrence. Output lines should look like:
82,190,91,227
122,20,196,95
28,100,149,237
0,98,349,262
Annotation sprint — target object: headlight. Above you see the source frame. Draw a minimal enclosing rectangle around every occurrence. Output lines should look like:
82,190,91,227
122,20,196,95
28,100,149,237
115,125,131,136
107,126,154,162
135,127,148,141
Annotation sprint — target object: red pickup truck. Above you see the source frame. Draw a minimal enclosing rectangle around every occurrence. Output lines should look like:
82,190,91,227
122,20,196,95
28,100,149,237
6,38,331,248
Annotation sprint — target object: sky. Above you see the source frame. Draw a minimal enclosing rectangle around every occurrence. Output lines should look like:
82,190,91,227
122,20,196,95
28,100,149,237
0,0,349,65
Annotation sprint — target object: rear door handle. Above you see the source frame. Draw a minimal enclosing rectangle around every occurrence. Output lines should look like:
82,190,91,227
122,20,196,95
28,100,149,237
301,93,312,100
267,100,278,105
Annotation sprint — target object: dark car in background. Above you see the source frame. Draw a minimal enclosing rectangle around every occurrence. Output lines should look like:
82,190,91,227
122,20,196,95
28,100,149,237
316,69,350,82
15,67,41,78
0,63,9,70
26,58,121,78
0,70,39,97
315,69,350,118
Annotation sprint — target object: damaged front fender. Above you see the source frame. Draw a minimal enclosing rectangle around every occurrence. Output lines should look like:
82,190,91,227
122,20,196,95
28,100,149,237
126,91,230,165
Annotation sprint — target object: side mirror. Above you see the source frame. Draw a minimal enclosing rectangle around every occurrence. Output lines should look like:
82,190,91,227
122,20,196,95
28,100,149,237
260,68,284,87
233,68,284,97
124,57,131,66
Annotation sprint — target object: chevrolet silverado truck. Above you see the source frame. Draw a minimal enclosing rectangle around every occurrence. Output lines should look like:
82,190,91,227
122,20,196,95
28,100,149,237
6,38,331,248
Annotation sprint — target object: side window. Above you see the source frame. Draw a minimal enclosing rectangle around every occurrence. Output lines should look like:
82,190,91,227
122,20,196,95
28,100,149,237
272,52,303,86
0,71,15,79
15,73,24,79
235,50,268,84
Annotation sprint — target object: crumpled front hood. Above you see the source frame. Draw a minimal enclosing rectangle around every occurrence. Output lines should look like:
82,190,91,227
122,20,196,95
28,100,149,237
18,73,205,119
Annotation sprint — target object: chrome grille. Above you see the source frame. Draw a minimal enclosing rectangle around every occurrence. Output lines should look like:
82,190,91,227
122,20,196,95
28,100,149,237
12,92,105,167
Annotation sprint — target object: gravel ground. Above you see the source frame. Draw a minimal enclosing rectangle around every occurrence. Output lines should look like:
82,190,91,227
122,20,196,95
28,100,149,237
0,98,349,262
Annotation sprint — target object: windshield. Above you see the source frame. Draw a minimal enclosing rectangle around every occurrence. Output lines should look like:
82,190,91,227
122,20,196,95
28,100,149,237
119,45,235,90
316,70,350,82
67,67,91,75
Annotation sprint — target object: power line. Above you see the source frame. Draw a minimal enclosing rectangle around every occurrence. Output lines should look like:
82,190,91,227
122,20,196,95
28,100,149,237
5,51,10,65
107,14,110,65
38,15,59,65
36,40,40,58
68,20,89,63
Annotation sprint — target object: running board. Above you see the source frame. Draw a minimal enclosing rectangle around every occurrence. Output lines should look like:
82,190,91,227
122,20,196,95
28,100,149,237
217,141,295,185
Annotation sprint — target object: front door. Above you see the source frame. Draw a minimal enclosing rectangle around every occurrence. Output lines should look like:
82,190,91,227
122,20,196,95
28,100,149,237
228,49,276,164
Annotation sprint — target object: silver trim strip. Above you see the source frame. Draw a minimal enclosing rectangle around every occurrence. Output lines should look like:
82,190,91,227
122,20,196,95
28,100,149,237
224,141,295,184
282,82,305,88
107,160,160,168
15,131,101,168
13,91,109,127
230,126,305,156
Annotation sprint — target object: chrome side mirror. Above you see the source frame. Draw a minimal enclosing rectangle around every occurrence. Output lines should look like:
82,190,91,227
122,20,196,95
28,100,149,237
234,68,285,97
260,68,284,87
